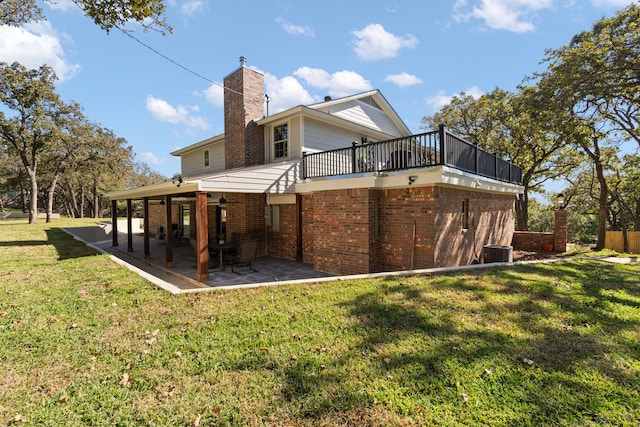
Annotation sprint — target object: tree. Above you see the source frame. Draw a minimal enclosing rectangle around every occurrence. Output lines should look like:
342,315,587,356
0,62,63,223
541,4,640,146
1,0,171,34
421,88,579,230
57,126,134,218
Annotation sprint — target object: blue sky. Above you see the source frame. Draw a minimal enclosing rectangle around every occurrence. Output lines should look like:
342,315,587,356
0,0,637,178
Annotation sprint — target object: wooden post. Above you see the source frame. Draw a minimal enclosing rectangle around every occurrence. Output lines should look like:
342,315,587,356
143,197,150,259
126,199,133,252
165,195,174,268
195,192,209,281
111,199,118,247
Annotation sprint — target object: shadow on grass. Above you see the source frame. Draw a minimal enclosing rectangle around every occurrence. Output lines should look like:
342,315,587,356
275,259,640,424
45,228,101,261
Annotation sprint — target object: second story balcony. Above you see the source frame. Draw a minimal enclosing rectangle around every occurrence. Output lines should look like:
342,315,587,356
302,125,522,185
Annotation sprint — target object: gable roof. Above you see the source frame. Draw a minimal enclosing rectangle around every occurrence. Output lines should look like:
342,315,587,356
258,89,411,136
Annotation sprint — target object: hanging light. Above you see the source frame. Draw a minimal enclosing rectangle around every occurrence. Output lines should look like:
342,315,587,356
219,193,226,207
160,198,165,206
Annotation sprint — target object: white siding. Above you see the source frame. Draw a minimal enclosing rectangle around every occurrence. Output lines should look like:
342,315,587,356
181,142,225,178
301,117,374,153
318,100,401,135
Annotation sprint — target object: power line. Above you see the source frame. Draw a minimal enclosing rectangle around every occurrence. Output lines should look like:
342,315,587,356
117,26,269,104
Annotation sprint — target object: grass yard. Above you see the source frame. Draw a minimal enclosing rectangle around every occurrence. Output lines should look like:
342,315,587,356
1,218,639,426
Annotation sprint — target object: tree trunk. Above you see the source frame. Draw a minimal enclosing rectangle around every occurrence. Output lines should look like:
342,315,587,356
515,193,529,231
80,185,85,218
45,176,60,223
27,171,38,224
93,178,100,218
67,182,80,218
594,161,608,250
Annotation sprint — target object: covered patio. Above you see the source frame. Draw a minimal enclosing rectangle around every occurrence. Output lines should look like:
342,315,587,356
66,225,334,292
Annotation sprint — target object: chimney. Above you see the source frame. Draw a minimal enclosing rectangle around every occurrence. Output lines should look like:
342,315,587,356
224,57,265,169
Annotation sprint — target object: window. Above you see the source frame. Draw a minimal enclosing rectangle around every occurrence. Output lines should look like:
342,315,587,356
273,124,288,159
204,149,210,167
271,205,281,232
462,199,470,229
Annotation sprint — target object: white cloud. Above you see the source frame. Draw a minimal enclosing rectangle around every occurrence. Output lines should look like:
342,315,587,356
453,0,553,33
45,0,76,11
426,86,484,110
145,95,210,129
0,22,79,81
384,72,423,87
275,17,315,37
201,83,224,107
294,67,372,98
591,0,638,6
351,23,419,61
264,73,316,114
138,152,166,166
180,0,205,16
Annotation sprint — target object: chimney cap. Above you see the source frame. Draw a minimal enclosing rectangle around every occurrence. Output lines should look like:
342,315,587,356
239,56,247,67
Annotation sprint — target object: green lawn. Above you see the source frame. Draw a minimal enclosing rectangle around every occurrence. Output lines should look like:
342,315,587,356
1,218,639,426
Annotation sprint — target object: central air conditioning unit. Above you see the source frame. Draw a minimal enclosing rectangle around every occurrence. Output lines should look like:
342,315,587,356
483,245,513,263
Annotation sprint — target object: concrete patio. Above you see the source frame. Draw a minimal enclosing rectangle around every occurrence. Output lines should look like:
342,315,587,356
63,226,335,294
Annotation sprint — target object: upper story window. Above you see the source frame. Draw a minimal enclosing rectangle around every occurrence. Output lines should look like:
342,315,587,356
204,149,210,167
274,124,288,159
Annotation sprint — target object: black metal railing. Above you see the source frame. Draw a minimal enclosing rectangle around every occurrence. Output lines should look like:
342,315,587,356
302,125,522,185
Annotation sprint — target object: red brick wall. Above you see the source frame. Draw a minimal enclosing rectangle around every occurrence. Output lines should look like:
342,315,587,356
512,231,554,251
434,187,514,267
266,203,298,259
378,187,437,271
226,193,266,256
311,188,372,275
223,66,264,169
147,203,180,237
301,194,314,264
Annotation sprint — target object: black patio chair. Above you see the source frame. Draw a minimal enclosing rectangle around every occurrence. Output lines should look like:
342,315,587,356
231,239,258,274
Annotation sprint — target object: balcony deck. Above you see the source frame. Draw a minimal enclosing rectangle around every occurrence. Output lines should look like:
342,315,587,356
302,125,522,185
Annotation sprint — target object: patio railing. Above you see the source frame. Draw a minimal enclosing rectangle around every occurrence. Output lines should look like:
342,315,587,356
301,125,522,185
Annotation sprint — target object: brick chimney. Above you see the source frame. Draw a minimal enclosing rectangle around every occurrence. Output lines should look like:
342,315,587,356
223,56,265,168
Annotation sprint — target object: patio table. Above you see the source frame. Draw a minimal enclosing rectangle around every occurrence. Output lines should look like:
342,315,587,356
210,242,239,271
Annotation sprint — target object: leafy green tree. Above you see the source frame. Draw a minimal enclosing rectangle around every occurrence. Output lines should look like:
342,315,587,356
540,4,640,147
1,0,170,34
0,62,62,223
422,88,579,230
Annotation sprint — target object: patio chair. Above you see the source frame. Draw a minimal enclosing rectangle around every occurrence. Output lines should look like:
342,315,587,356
156,226,166,244
231,239,258,274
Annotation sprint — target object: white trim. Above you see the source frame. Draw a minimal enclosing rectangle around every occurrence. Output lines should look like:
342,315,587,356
294,166,523,195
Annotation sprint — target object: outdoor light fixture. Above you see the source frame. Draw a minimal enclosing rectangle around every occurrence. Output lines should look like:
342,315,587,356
159,199,165,206
557,193,566,210
219,193,226,206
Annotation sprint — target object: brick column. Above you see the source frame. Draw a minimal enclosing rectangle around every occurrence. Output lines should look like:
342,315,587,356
554,209,567,252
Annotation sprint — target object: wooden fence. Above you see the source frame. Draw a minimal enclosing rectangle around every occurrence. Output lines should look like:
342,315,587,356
604,231,640,254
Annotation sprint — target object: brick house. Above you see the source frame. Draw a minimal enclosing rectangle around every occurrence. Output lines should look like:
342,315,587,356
106,59,523,281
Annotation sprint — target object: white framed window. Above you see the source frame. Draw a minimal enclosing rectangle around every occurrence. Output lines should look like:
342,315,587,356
273,124,288,159
203,149,210,168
